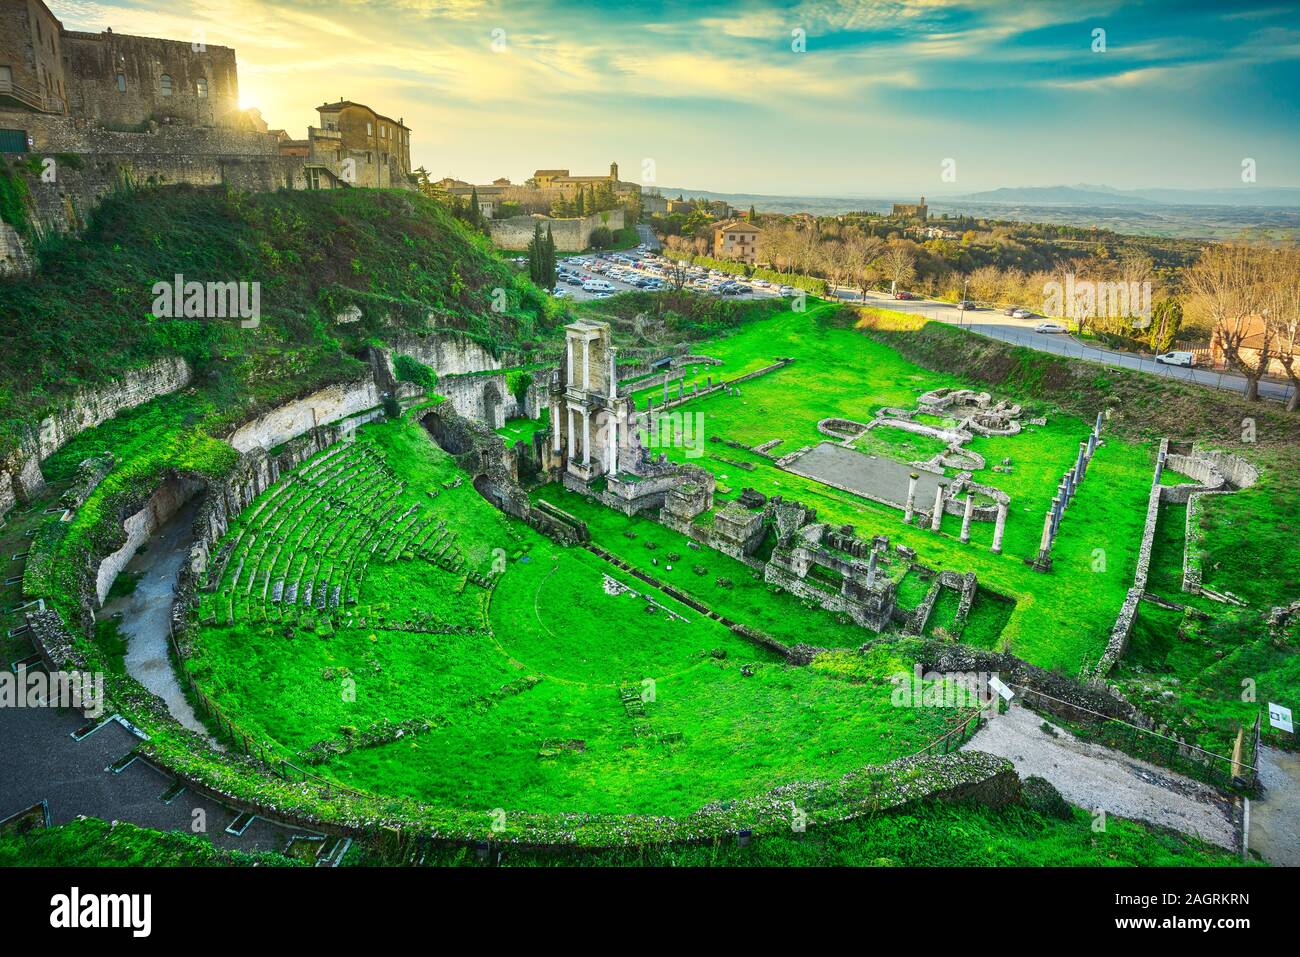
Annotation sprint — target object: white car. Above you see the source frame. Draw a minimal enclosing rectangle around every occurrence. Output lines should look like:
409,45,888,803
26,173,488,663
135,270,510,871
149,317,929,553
582,279,614,292
1012,308,1034,320
1034,321,1067,334
552,287,569,299
1155,351,1195,367
779,285,795,296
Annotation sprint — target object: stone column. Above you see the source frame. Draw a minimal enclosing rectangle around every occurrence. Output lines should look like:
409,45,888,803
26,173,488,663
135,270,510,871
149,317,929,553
1035,508,1054,570
581,408,591,466
1086,432,1096,460
1094,411,1103,435
865,547,879,588
1050,494,1062,535
903,473,919,524
663,381,669,404
959,494,975,543
567,405,576,458
551,397,561,452
582,339,591,391
608,347,617,398
606,414,617,475
566,338,574,388
930,484,945,532
991,502,1007,554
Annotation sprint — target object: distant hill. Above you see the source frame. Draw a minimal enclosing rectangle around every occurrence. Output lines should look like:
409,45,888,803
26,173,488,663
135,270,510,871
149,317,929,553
954,184,1300,208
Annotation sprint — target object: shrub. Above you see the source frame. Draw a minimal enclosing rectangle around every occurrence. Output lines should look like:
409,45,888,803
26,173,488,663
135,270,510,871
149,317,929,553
394,355,437,391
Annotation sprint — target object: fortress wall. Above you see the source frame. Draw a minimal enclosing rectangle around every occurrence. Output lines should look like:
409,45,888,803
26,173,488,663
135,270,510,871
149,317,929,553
489,208,625,251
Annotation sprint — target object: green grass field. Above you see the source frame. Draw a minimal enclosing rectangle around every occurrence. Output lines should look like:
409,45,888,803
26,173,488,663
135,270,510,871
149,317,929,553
627,302,1157,672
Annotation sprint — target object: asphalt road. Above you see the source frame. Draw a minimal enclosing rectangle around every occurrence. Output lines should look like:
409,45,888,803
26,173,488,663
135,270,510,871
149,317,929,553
837,287,1295,404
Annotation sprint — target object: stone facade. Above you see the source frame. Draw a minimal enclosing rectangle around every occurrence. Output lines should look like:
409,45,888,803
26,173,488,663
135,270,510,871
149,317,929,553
712,219,761,265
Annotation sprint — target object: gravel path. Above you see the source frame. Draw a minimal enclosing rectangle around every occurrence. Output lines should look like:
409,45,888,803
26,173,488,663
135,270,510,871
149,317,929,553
963,703,1237,850
1250,745,1300,866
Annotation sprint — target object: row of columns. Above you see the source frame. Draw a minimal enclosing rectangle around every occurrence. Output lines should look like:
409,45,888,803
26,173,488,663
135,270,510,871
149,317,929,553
902,472,1008,554
1034,411,1104,572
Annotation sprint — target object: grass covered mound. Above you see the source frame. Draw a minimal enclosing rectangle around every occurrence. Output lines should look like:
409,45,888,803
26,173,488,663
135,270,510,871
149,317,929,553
0,184,557,448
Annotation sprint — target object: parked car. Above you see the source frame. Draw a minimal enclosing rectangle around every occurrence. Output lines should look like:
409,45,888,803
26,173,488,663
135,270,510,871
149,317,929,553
894,291,916,300
1003,306,1019,316
1012,308,1034,320
552,287,569,299
779,285,795,296
582,279,614,292
1034,321,1067,334
1155,351,1195,367
956,300,976,310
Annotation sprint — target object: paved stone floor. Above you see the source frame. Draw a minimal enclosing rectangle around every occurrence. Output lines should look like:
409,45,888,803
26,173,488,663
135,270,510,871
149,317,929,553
964,702,1238,850
0,701,317,854
1249,745,1300,866
784,440,947,509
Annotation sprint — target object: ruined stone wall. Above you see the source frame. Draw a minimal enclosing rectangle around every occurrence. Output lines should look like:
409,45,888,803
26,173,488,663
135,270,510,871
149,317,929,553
0,117,308,239
0,356,191,510
1096,439,1167,676
383,331,505,378
434,374,509,430
94,474,203,604
226,378,381,453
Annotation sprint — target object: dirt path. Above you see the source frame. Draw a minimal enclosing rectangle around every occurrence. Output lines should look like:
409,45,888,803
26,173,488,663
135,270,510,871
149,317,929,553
1250,745,1300,866
963,703,1237,850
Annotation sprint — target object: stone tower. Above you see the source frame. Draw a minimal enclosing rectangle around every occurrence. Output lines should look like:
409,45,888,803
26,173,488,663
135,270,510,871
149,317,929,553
609,161,619,182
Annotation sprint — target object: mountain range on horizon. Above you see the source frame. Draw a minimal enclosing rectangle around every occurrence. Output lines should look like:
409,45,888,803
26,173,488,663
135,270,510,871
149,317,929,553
657,183,1300,209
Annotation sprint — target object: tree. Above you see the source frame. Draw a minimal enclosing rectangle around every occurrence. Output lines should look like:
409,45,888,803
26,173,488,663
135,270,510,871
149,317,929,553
1184,243,1276,402
576,188,585,217
1148,297,1183,353
842,233,884,299
468,187,484,230
543,224,557,288
880,245,916,293
527,222,546,285
748,204,757,221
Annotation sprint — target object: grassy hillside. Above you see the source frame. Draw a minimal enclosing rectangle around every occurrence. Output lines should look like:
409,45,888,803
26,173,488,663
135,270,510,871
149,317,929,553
0,184,559,449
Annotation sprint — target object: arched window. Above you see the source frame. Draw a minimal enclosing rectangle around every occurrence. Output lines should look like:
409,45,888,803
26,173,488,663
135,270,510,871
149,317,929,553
196,77,208,97
160,74,173,96
116,72,126,92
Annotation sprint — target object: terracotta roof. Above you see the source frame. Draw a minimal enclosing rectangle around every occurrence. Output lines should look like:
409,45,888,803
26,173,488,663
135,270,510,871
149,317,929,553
317,101,409,129
714,219,762,233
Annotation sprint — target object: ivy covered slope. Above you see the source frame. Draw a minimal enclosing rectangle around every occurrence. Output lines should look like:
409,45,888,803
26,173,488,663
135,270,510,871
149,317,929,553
0,184,558,447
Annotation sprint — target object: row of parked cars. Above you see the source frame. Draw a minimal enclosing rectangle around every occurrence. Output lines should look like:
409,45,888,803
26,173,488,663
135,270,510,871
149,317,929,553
553,246,797,301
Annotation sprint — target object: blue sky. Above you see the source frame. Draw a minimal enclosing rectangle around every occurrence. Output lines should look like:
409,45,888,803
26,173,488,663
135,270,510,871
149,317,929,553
49,0,1300,196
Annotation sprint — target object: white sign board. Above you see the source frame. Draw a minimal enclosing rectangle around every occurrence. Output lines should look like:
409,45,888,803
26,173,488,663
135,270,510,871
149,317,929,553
1268,702,1293,733
988,676,1014,702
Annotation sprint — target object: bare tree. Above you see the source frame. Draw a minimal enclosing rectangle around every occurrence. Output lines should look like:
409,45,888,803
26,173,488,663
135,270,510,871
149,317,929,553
880,245,916,294
1184,243,1276,403
1261,247,1300,411
843,234,884,300
967,264,1001,306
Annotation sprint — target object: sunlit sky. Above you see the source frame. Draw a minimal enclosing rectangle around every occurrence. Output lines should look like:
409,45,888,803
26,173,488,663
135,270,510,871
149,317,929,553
47,0,1300,196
